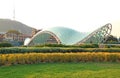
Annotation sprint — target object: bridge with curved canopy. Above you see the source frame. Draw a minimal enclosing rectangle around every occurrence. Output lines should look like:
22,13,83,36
24,23,112,46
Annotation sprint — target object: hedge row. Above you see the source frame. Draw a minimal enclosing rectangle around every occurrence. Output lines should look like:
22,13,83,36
1,47,120,54
0,52,120,66
32,44,99,48
0,42,13,47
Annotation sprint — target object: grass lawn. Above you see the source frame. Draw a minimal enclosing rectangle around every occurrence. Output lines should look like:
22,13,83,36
0,63,120,78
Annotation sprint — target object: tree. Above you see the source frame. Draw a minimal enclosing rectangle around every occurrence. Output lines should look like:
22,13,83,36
0,42,13,47
104,35,118,44
7,30,20,35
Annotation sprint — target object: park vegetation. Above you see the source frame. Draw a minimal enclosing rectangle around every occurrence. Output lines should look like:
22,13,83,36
0,52,120,66
0,41,120,66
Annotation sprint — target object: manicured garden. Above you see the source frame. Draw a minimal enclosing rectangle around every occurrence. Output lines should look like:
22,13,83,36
0,44,120,78
0,52,120,66
0,63,120,78
1,47,120,54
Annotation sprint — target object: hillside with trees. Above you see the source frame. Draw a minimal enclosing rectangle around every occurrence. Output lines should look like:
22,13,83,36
0,19,35,35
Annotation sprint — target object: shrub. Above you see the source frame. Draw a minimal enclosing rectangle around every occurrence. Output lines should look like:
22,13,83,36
1,47,120,54
0,52,120,66
32,43,99,48
0,42,13,47
79,44,99,48
33,44,67,47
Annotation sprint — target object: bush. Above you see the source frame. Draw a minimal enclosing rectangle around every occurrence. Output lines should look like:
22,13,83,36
104,45,120,48
1,47,120,54
0,52,120,66
0,42,13,47
79,44,99,48
32,43,99,48
34,44,67,47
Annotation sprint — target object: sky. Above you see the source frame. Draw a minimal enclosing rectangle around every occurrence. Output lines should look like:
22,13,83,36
0,0,120,37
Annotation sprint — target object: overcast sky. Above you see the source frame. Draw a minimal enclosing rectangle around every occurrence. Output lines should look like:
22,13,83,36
0,0,120,37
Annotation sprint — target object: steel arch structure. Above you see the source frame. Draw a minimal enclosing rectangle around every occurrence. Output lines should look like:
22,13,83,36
25,23,112,46
76,23,112,44
28,31,61,45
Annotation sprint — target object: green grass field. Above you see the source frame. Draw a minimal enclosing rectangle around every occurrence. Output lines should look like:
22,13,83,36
0,63,120,78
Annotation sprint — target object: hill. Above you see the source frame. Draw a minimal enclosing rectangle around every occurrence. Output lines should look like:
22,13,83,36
0,19,35,35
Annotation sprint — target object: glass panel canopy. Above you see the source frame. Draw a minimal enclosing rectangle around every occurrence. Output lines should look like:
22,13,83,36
25,23,112,45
